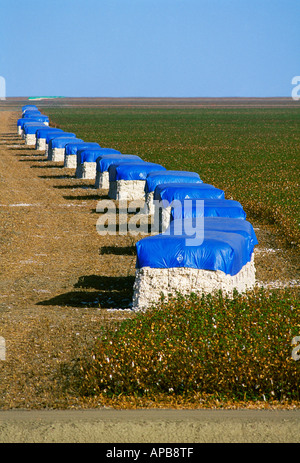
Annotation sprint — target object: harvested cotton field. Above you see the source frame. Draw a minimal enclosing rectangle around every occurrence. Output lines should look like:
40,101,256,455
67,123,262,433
0,99,299,410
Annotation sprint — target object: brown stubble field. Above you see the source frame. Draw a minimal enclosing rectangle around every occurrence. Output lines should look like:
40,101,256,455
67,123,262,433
0,108,138,408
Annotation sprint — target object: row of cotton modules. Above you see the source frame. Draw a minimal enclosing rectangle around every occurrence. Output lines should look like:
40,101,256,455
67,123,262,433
18,104,259,311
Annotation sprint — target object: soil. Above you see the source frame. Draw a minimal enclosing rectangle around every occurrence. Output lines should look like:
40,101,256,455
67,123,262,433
0,109,299,410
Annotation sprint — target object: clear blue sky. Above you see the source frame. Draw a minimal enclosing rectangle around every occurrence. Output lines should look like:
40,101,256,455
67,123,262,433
0,0,299,97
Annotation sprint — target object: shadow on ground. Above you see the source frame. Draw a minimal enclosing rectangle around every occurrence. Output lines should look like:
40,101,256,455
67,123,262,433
99,245,136,255
18,157,49,161
31,164,65,168
37,275,135,309
52,183,95,189
38,174,74,179
63,194,101,201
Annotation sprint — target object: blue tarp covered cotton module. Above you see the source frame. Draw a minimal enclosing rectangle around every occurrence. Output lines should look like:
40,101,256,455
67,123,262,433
18,116,49,127
171,199,247,221
35,127,64,139
145,170,202,194
49,137,83,149
202,217,258,252
97,154,143,173
22,104,38,112
65,142,101,156
23,123,48,135
77,148,121,165
168,217,258,256
135,228,253,276
153,183,225,202
46,132,76,144
109,162,166,182
22,110,42,118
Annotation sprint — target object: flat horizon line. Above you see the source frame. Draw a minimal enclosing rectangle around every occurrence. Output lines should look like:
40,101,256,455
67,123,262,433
3,96,295,100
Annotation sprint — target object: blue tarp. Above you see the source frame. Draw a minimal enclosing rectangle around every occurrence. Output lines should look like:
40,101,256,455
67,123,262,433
77,148,121,164
96,154,143,173
21,121,46,129
22,108,41,115
22,105,38,112
23,123,48,134
168,217,258,255
109,162,166,182
17,116,49,127
65,142,101,156
49,137,83,149
22,111,42,118
135,225,254,275
145,170,202,194
46,132,76,144
35,127,64,139
153,183,225,202
21,123,47,134
171,199,247,221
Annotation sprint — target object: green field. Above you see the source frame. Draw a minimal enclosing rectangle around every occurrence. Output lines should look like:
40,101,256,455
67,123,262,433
43,106,300,407
75,289,299,405
46,106,300,247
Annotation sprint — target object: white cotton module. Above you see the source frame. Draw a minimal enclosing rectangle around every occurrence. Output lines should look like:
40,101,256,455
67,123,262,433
64,142,101,168
47,134,78,161
75,148,120,179
108,162,166,201
132,219,258,310
95,154,141,190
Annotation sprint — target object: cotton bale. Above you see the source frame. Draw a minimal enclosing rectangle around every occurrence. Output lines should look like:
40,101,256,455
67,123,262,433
48,136,83,162
17,115,49,136
145,170,203,214
35,127,64,151
22,104,38,114
64,142,101,168
22,110,42,118
153,183,245,231
45,132,76,158
75,148,121,179
23,122,49,145
95,154,142,189
132,221,258,310
108,162,166,201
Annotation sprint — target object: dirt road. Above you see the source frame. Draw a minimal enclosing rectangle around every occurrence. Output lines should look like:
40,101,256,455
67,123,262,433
0,110,137,409
1,408,300,443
